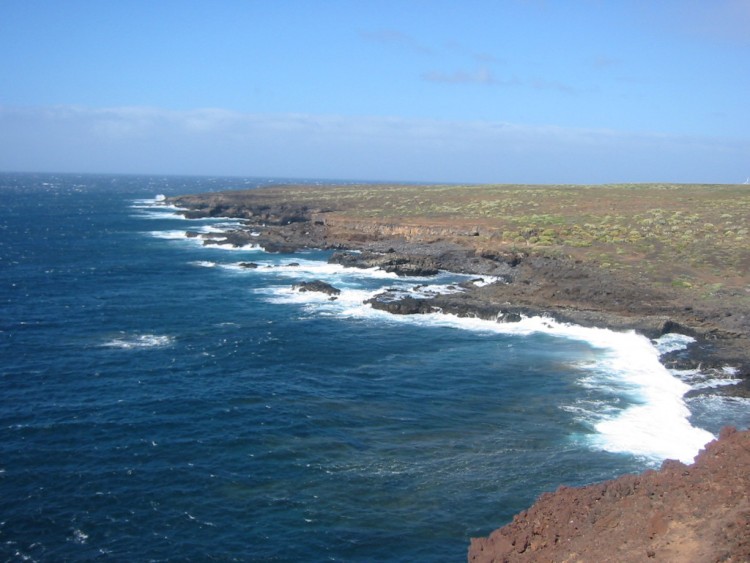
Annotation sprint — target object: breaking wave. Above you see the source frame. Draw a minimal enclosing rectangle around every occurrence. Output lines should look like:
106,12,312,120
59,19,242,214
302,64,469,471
101,333,174,350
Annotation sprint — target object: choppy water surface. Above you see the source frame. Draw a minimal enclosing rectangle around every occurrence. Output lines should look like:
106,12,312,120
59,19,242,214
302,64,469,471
1,173,747,562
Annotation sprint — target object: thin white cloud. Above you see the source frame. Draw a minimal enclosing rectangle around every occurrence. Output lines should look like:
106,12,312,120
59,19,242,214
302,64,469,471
0,105,747,184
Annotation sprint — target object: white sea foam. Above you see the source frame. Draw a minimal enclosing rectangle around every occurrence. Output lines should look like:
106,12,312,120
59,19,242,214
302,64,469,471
133,209,186,220
102,334,174,349
148,228,264,253
653,332,696,355
149,230,190,240
686,394,750,431
237,258,471,285
190,261,218,268
267,259,401,280
260,281,716,464
188,222,246,234
410,315,715,463
206,242,264,251
579,333,713,463
258,287,380,318
671,368,742,391
130,197,168,208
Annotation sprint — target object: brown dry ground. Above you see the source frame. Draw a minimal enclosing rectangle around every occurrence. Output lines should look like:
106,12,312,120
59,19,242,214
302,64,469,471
174,182,750,375
200,182,750,295
468,427,750,563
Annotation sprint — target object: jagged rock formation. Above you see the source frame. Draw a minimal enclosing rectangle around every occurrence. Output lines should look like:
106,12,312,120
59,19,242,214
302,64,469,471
292,280,341,297
468,427,750,563
329,250,441,276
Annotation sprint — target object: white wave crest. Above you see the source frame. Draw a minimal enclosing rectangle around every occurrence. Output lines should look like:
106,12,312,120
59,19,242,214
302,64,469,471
653,332,696,355
148,230,190,240
206,242,264,251
132,209,186,220
102,333,174,349
258,286,379,311
260,287,715,464
417,315,714,463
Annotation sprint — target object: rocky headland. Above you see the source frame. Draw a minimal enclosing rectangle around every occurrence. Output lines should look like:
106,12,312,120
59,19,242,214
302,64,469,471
168,183,750,560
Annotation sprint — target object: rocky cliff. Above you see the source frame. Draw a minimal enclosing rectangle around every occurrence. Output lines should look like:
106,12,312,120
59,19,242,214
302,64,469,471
468,427,750,563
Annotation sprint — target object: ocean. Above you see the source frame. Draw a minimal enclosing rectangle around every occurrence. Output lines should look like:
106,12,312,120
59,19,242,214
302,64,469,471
1,173,748,562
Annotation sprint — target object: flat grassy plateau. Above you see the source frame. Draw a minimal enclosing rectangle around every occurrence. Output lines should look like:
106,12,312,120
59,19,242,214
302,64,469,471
247,182,749,299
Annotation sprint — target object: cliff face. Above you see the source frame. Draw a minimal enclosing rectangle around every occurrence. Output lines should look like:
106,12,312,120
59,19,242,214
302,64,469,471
468,427,750,563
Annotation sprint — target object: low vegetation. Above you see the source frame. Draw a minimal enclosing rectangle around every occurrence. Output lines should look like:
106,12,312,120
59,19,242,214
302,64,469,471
223,182,750,298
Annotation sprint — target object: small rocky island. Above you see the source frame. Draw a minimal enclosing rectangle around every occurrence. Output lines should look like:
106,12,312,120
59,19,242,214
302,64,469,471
168,182,750,560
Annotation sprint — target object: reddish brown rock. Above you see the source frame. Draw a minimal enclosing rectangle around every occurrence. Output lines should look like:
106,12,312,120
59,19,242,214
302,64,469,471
469,427,750,563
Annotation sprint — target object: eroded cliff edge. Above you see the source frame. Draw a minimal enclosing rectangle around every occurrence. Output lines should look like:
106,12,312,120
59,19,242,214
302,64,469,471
468,427,750,563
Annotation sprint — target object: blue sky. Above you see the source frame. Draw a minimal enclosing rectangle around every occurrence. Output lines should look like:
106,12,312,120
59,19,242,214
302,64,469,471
1,0,748,183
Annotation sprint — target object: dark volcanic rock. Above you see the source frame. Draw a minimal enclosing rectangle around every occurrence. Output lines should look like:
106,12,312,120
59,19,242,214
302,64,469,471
293,280,341,297
329,251,440,276
468,427,750,562
238,262,259,269
201,230,259,247
367,295,435,315
169,194,321,225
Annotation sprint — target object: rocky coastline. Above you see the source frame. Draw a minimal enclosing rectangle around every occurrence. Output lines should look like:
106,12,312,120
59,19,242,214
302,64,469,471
169,191,750,391
168,188,750,560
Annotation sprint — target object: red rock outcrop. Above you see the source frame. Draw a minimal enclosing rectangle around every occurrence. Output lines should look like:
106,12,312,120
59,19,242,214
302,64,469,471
469,427,750,562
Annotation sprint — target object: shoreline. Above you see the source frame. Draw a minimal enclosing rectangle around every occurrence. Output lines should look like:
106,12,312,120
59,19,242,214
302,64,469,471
166,190,750,397
164,186,749,560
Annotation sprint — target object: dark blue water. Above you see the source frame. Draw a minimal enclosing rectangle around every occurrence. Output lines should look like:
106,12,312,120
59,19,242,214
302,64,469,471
1,173,747,562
